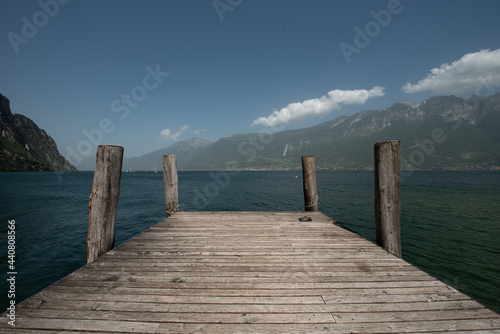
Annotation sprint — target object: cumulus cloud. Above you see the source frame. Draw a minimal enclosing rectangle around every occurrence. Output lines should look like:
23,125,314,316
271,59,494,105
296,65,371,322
251,86,385,127
402,48,500,95
160,125,188,141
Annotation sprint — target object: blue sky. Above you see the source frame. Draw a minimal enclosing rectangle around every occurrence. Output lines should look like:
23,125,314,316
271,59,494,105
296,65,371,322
1,0,500,170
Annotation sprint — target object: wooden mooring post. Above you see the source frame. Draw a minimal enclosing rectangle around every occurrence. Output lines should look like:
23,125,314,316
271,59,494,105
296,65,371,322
163,154,178,217
374,140,401,257
87,145,124,263
302,155,318,211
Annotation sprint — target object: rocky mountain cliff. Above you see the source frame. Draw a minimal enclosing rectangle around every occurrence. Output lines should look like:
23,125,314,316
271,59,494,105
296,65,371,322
185,93,500,170
0,94,76,172
107,93,500,171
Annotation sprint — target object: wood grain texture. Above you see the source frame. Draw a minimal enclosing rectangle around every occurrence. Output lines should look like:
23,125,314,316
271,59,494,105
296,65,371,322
3,211,499,333
87,145,123,263
162,155,178,217
374,140,402,258
302,155,318,211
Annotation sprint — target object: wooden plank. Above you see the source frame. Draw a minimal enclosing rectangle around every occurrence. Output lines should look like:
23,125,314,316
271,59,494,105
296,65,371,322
18,308,336,325
50,280,473,297
332,309,497,323
154,319,500,334
17,291,325,305
167,300,487,314
12,318,160,333
22,297,484,314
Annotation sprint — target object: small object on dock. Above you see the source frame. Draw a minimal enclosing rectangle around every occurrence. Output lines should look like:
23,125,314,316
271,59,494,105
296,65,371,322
299,216,312,222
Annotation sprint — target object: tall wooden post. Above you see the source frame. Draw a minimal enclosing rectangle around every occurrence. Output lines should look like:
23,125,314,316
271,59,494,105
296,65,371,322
87,145,124,263
163,155,178,217
302,155,318,212
374,140,401,257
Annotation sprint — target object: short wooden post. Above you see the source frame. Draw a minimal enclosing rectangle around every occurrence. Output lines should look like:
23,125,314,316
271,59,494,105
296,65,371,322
87,145,124,263
374,140,401,257
163,155,178,217
302,155,318,211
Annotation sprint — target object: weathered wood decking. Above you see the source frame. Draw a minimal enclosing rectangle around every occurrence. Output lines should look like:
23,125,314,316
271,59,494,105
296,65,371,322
3,211,500,333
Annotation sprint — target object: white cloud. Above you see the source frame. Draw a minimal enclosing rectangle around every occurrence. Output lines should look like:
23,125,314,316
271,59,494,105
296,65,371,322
251,86,385,127
402,48,500,95
160,125,188,141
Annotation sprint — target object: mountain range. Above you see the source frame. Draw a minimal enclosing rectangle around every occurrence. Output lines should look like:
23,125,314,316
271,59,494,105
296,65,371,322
0,93,76,172
124,93,500,171
123,138,212,171
2,92,498,172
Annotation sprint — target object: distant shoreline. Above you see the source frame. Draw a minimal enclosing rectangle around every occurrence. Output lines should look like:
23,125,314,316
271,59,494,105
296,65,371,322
4,167,499,173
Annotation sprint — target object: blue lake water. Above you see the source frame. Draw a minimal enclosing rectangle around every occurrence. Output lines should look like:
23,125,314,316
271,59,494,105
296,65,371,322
0,170,499,313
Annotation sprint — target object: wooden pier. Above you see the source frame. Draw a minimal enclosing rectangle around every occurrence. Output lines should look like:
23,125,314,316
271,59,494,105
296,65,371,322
3,211,500,333
3,146,499,333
